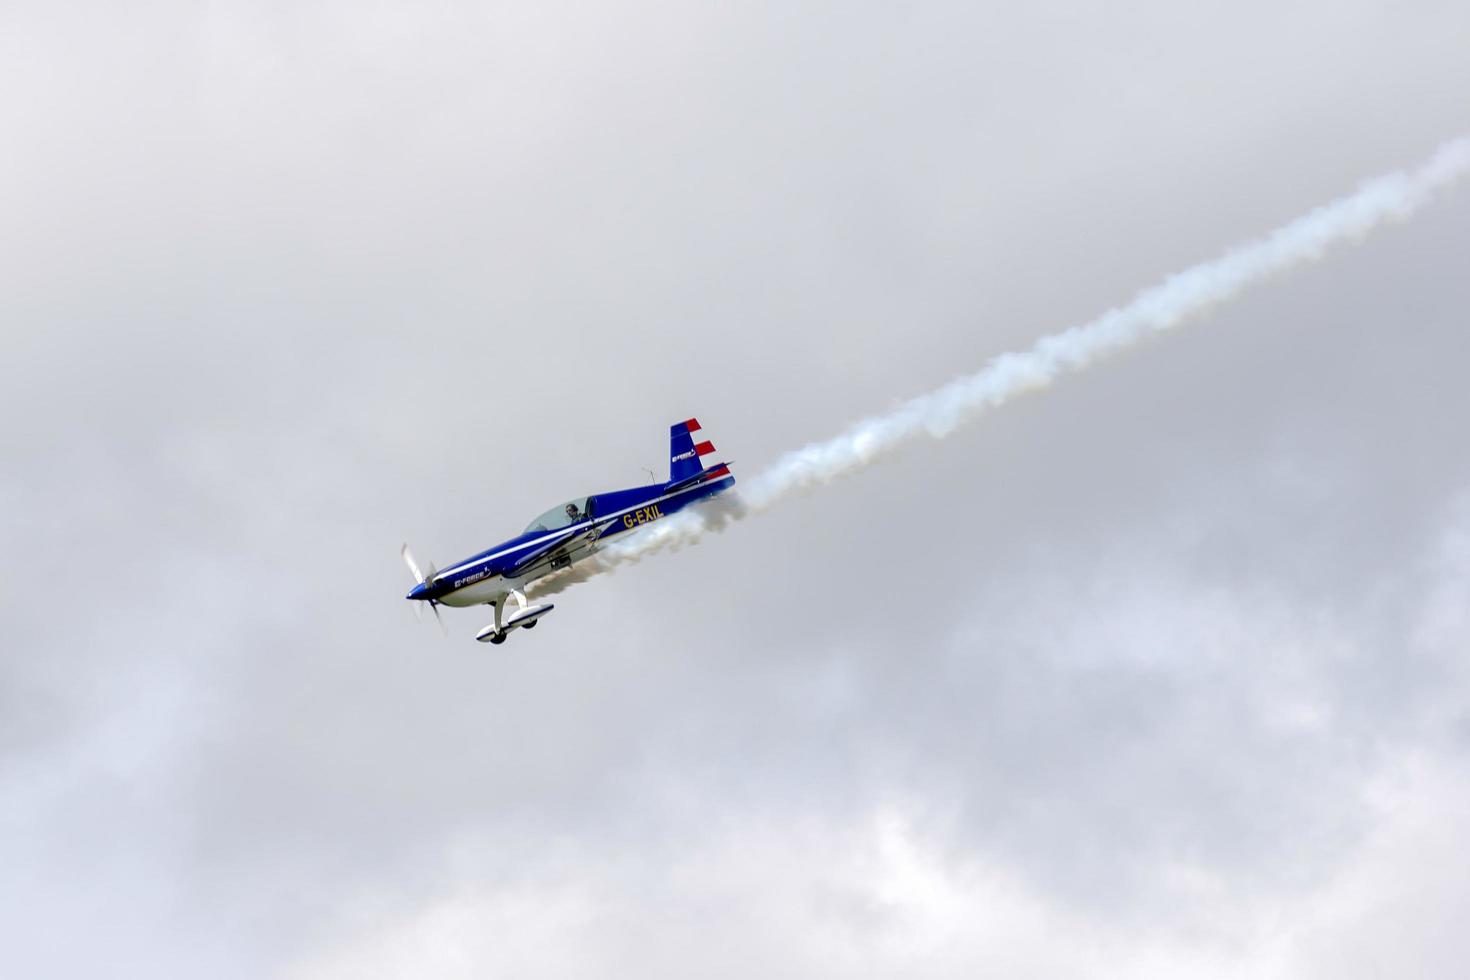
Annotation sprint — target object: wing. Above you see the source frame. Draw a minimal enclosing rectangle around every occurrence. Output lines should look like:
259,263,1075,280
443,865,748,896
504,525,600,577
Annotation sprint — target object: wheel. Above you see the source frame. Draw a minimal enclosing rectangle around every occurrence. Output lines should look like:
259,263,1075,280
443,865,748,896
522,620,537,629
489,632,507,645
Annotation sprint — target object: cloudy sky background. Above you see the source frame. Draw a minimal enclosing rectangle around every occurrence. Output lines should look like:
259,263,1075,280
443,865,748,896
4,2,1469,976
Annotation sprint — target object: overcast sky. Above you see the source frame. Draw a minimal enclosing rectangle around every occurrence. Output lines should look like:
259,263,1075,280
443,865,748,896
3,2,1469,977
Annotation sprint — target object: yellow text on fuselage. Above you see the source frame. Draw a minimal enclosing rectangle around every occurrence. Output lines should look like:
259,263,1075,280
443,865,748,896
622,504,665,529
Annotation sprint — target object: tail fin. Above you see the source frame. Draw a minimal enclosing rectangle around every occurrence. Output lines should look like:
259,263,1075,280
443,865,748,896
669,418,717,483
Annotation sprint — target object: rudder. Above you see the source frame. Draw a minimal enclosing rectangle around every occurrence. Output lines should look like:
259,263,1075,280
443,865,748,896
669,418,716,482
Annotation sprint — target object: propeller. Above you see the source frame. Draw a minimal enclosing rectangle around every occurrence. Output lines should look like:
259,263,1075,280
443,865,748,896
401,542,447,636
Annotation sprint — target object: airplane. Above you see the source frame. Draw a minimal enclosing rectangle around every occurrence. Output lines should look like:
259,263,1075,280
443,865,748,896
401,418,734,644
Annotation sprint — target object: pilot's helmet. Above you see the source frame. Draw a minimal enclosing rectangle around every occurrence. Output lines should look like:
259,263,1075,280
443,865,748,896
565,503,580,520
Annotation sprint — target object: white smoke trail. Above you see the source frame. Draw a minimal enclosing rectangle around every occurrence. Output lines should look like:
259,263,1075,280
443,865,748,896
531,137,1470,598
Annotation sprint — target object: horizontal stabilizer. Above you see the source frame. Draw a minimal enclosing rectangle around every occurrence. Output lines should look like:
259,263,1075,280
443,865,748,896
664,461,727,494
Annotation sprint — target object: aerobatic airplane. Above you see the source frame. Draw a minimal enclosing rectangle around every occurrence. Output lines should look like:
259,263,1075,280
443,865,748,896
401,418,734,644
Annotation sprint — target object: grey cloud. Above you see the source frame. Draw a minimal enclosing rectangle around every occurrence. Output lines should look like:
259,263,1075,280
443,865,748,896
3,2,1469,977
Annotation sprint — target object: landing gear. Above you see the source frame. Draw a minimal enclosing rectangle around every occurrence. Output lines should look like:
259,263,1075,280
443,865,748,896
474,589,555,644
475,594,509,645
522,620,537,629
476,623,510,644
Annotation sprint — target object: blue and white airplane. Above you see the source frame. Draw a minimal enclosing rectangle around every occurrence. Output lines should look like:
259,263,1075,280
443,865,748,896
402,418,734,644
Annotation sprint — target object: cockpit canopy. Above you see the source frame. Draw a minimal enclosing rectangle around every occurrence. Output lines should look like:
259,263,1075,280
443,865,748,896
524,496,591,534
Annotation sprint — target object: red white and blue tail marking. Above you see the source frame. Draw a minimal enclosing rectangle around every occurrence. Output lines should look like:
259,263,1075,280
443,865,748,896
670,417,718,483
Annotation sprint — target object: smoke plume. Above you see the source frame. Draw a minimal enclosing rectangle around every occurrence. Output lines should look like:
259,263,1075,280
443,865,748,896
531,137,1470,598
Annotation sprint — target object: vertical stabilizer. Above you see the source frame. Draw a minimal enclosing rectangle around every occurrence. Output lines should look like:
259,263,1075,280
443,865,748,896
669,418,716,483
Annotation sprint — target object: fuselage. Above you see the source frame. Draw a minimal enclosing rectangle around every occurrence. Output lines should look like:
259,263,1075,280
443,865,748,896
407,467,734,608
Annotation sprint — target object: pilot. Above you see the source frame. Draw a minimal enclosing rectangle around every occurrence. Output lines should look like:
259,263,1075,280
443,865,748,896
565,502,581,522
